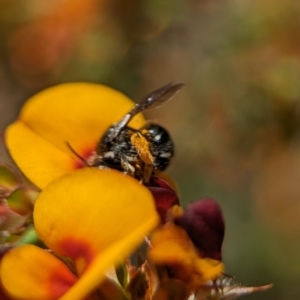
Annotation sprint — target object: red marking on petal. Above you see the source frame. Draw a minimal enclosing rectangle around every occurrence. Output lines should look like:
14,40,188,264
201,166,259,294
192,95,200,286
59,237,95,267
73,160,85,169
72,147,96,169
0,284,11,300
48,265,78,298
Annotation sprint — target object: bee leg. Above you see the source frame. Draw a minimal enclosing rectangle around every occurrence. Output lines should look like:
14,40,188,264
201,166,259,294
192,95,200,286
212,279,220,294
142,164,153,183
88,153,103,167
121,156,135,177
130,132,154,183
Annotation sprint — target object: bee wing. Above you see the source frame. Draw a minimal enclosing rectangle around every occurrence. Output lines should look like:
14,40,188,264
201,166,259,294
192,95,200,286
108,82,184,140
139,82,184,110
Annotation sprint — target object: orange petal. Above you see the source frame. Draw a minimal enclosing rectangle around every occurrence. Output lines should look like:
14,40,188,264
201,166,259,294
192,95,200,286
6,83,145,188
149,222,195,265
1,244,77,300
149,222,224,285
6,121,76,188
34,168,159,299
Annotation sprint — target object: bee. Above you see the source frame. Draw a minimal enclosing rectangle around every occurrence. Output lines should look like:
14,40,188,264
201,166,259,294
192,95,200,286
95,82,183,183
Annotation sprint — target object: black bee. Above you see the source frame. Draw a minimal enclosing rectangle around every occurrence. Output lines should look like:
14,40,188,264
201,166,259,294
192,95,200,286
95,82,183,183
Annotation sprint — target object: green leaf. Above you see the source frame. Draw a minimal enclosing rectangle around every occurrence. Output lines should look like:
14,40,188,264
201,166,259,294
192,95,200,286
5,187,33,216
0,165,21,191
116,261,129,288
15,227,42,246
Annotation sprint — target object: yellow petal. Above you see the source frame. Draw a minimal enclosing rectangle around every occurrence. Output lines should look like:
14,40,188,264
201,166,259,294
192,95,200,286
6,83,145,188
1,245,77,300
6,122,76,188
149,222,195,265
34,168,159,300
193,257,224,283
149,222,224,286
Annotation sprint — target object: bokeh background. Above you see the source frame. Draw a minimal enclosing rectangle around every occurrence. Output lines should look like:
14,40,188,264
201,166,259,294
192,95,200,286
1,1,300,299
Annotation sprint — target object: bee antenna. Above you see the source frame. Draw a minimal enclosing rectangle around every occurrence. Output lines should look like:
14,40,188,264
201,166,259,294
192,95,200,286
66,142,88,166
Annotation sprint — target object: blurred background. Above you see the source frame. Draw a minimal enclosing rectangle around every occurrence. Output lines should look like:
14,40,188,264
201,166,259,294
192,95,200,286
0,0,300,299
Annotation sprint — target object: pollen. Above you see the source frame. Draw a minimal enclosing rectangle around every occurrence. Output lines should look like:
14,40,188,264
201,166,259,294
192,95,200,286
130,132,154,165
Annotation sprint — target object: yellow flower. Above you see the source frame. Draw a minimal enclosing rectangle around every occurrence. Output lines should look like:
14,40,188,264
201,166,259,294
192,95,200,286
148,208,224,291
5,83,145,189
0,168,159,300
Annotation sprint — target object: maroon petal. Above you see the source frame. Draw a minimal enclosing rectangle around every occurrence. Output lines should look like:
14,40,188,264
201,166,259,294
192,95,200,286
147,177,180,223
148,177,176,192
175,197,225,261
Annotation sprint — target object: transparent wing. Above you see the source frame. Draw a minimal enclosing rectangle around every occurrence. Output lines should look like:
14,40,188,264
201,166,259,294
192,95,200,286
138,82,184,110
108,82,184,140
